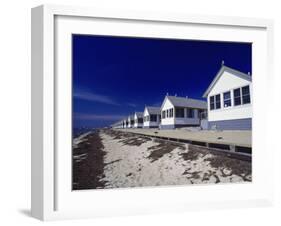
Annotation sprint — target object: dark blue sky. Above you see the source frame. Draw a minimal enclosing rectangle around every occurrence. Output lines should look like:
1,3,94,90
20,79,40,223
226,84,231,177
72,34,251,128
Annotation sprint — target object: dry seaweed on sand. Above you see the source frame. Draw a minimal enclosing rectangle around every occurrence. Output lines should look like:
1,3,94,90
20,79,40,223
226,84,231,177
180,145,209,161
118,135,152,146
182,170,201,180
104,159,121,166
103,129,152,146
147,139,186,162
180,144,251,182
204,154,252,181
201,170,220,183
72,131,107,190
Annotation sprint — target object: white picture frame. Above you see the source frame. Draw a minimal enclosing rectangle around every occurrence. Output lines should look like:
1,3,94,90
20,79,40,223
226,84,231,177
31,4,274,221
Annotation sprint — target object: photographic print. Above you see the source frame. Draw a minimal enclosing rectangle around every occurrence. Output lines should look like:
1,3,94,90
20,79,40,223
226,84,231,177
72,35,252,190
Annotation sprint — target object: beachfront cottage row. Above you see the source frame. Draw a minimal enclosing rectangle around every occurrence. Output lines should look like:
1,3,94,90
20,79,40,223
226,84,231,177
202,65,252,130
111,65,252,131
112,95,207,130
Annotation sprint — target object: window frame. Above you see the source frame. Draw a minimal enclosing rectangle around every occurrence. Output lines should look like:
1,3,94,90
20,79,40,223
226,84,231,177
187,108,194,118
150,114,157,122
210,85,251,111
162,111,166,119
209,94,221,110
175,107,185,118
242,85,251,104
210,96,215,110
215,94,221,109
234,88,242,106
167,108,174,118
223,91,232,108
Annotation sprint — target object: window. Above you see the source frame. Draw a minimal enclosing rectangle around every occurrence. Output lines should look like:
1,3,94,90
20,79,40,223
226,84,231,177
166,110,169,118
150,114,157,122
234,88,241,106
223,91,231,107
210,96,215,110
187,108,194,118
175,108,184,118
168,108,174,118
215,94,221,109
242,85,251,104
162,111,166,119
210,94,221,110
138,118,143,123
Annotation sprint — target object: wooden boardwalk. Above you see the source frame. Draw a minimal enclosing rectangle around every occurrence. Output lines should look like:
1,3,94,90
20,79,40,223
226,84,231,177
116,128,252,155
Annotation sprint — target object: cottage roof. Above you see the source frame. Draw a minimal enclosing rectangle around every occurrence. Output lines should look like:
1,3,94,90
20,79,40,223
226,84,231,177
165,96,207,109
203,65,252,98
145,106,161,115
135,112,143,118
128,114,134,120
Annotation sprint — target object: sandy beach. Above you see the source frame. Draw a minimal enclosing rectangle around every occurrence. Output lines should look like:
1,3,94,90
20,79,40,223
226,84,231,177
73,129,251,190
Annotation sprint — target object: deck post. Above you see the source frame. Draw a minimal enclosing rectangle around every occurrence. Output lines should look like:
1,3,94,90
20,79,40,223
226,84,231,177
229,145,236,152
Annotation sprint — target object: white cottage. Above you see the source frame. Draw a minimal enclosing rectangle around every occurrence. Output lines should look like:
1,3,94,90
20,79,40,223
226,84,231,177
122,119,127,128
203,65,252,130
160,95,207,129
143,106,161,128
134,112,144,128
127,115,134,128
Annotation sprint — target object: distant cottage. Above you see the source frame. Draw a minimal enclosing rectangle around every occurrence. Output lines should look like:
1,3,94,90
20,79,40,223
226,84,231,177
143,106,161,128
160,95,207,129
134,112,144,128
203,65,252,130
123,119,128,128
127,115,134,128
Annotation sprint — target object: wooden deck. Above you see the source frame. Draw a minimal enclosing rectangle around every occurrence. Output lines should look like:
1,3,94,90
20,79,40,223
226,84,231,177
115,128,252,155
